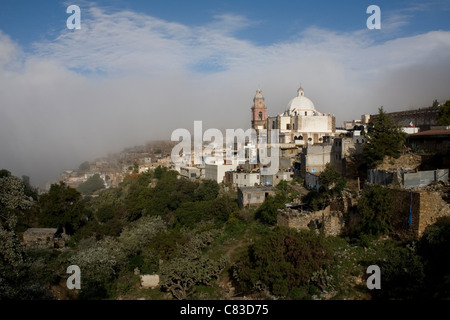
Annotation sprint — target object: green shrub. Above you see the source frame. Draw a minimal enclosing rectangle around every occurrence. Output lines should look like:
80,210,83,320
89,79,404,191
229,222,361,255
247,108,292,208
418,216,450,299
354,184,394,237
232,227,332,297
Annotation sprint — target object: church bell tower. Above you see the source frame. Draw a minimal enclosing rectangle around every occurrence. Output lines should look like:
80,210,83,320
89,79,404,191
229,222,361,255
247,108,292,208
251,88,267,131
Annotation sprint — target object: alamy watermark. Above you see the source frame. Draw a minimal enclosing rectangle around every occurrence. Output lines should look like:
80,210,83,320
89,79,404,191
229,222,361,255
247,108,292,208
66,265,81,290
367,5,381,30
367,265,381,290
66,5,81,30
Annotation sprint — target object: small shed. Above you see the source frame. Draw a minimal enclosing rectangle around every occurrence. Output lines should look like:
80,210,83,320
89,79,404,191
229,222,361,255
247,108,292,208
237,186,275,208
22,228,58,248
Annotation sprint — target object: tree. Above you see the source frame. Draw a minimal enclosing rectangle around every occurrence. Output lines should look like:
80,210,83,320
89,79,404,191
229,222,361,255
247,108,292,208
318,163,346,196
0,176,30,279
354,184,394,237
0,174,49,299
362,107,407,168
66,236,127,299
232,227,332,297
254,194,286,225
194,179,220,201
173,194,237,228
38,182,89,234
301,164,346,212
153,165,168,180
255,181,299,225
0,175,31,229
160,230,227,300
361,241,425,300
437,100,450,126
21,175,38,200
0,169,11,178
418,216,450,298
118,215,166,256
77,174,105,195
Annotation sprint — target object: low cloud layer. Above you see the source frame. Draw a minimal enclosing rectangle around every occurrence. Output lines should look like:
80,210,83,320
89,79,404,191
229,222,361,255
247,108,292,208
1,5,450,186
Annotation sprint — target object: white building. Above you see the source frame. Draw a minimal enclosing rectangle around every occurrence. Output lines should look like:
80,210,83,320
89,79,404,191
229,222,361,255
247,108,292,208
233,172,261,187
266,88,335,145
205,162,239,183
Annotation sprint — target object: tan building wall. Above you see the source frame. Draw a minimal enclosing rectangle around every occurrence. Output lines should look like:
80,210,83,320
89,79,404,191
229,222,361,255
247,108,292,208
390,189,450,239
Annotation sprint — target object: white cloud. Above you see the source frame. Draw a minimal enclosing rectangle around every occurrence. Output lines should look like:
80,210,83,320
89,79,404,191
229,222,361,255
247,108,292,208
1,5,450,186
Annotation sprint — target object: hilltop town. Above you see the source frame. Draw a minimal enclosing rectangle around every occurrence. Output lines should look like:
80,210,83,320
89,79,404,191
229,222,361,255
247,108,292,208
56,140,178,191
2,87,450,301
57,88,450,241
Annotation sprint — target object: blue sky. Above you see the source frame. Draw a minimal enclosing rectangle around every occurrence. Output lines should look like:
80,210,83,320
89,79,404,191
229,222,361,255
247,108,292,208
2,0,449,50
1,0,450,185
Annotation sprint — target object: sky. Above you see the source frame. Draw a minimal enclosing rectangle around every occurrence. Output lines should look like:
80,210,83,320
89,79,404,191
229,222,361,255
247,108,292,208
1,0,450,187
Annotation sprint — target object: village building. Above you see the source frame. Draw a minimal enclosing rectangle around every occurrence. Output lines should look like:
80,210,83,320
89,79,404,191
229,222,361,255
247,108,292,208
407,127,450,155
233,171,261,188
205,161,239,183
237,186,276,208
180,166,202,180
261,170,294,186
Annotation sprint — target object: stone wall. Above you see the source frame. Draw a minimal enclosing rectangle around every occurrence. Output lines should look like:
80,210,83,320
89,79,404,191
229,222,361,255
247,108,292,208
278,206,345,237
22,228,58,248
417,191,450,237
390,189,450,239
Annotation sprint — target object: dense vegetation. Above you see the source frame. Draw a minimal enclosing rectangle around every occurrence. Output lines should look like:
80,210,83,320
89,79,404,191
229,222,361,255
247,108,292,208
437,100,450,126
2,166,450,300
361,106,408,168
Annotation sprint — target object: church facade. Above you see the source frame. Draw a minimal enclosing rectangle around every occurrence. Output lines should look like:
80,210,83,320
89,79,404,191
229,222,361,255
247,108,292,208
250,87,336,146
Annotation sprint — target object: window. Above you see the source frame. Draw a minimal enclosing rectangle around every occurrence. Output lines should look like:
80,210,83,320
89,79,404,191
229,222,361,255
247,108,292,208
258,111,263,120
286,124,290,130
305,111,307,116
247,194,252,200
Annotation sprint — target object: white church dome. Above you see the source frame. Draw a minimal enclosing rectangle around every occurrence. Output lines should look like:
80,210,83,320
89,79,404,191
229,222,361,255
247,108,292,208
285,88,315,114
